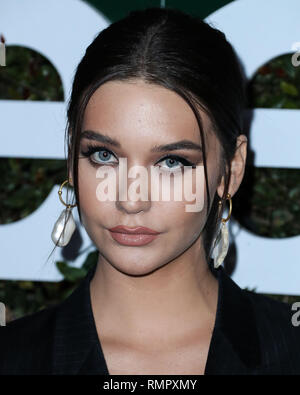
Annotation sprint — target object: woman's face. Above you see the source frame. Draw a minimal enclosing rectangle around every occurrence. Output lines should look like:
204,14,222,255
76,79,222,276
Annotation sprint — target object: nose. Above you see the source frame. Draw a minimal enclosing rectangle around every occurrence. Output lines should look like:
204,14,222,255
116,168,151,214
116,198,150,214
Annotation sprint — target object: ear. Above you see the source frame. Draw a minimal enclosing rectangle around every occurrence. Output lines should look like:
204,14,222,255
217,134,248,199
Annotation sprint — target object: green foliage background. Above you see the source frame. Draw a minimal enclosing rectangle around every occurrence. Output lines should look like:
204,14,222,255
0,46,299,323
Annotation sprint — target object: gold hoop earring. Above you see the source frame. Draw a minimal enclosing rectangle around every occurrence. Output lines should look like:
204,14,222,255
219,192,232,223
58,179,77,208
212,193,232,268
51,179,77,247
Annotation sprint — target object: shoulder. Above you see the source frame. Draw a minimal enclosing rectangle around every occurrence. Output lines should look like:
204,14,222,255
0,270,94,375
0,303,58,374
219,266,299,341
217,266,300,374
244,288,297,328
243,289,300,373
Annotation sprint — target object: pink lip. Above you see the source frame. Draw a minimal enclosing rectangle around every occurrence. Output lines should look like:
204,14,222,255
108,225,161,246
109,232,159,246
108,225,160,235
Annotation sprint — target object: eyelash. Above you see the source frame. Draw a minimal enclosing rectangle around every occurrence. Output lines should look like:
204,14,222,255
80,144,197,171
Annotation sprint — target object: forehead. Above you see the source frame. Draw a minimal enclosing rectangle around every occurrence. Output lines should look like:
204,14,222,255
82,79,213,146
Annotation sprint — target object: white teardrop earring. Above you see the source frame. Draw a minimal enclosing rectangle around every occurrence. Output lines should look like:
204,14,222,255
51,179,77,247
211,193,232,269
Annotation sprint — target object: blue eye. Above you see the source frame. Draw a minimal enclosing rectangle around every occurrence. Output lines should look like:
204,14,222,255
80,145,197,171
92,149,115,163
158,155,195,172
80,145,118,165
160,157,181,170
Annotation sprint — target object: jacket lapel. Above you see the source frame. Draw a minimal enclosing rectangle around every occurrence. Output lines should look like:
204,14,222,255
205,266,262,374
52,264,262,375
52,265,108,375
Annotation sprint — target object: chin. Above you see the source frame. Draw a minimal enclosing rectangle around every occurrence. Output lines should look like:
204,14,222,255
106,254,164,277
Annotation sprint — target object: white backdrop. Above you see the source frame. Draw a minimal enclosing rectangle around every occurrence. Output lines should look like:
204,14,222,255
205,0,300,295
0,0,299,294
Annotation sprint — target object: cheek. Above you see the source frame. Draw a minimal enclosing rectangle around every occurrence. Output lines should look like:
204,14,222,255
78,160,122,232
78,160,98,208
154,199,206,242
78,161,114,226
165,166,207,215
156,168,208,241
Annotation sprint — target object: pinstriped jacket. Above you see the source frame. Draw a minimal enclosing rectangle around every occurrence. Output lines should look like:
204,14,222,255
0,264,299,375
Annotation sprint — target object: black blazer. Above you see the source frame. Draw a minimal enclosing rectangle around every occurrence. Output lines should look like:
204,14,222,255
0,264,299,375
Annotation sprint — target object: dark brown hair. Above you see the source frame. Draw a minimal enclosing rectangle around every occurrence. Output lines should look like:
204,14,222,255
53,7,246,267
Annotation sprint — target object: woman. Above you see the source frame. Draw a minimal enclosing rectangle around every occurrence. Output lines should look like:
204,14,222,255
0,7,299,375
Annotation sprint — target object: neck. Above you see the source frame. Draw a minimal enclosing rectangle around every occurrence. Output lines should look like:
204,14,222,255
90,245,219,345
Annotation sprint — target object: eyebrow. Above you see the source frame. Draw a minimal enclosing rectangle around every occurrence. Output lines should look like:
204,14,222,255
81,130,202,152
